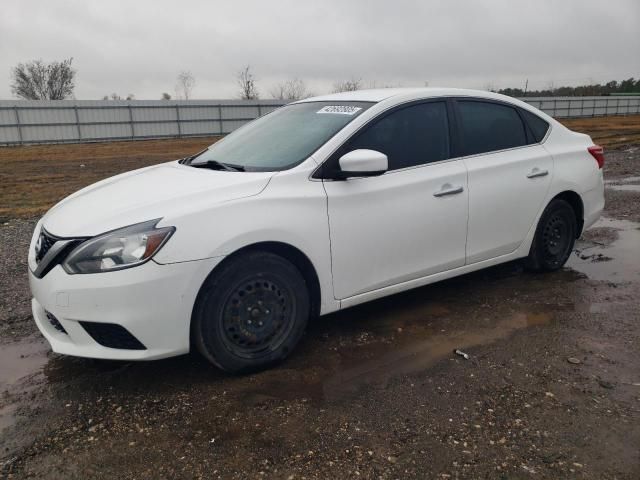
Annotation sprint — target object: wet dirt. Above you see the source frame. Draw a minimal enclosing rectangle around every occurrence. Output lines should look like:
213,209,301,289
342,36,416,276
0,145,639,479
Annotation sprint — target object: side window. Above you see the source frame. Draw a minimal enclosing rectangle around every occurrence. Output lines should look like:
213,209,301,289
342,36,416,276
457,101,527,156
346,102,450,170
519,108,550,143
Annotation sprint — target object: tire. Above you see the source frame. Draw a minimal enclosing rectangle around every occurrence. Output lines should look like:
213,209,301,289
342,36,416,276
525,199,577,272
193,251,310,373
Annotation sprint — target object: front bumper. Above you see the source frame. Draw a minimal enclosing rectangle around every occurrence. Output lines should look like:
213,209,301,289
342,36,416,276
29,257,221,361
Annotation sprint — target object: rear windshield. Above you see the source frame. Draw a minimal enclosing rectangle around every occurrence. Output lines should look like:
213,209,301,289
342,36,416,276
189,101,373,171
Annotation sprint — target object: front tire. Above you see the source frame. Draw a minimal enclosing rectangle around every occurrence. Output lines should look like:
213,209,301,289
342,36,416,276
193,251,310,373
525,199,577,272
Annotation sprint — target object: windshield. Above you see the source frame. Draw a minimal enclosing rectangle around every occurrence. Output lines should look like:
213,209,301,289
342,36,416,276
189,101,373,171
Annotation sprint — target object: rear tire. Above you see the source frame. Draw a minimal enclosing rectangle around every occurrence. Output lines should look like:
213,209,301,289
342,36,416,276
525,199,577,272
193,251,310,373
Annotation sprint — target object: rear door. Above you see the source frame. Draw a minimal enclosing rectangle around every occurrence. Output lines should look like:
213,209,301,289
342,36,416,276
322,100,469,299
453,99,553,263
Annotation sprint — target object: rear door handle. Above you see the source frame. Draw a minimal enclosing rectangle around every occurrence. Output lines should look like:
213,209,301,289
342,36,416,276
527,168,549,179
433,184,464,197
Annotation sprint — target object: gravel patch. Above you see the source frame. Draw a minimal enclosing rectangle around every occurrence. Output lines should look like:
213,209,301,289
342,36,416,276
0,218,38,342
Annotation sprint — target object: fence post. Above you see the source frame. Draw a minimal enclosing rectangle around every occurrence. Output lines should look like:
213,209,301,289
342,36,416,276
127,104,134,138
217,104,224,135
175,104,182,138
257,104,262,118
13,106,23,145
73,105,82,141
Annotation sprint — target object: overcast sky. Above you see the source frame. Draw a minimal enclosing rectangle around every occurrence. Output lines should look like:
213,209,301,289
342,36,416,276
1,0,638,100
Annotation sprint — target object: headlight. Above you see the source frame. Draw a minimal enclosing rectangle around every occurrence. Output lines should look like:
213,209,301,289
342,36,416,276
63,219,175,274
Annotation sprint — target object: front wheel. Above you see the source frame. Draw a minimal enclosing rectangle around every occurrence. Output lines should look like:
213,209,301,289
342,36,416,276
193,251,310,373
525,199,577,272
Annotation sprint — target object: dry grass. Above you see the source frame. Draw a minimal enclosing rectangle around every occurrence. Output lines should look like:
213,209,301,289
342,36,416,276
0,137,218,219
560,114,640,148
1,114,639,220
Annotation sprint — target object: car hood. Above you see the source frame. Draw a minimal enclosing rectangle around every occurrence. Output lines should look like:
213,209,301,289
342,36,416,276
42,162,273,237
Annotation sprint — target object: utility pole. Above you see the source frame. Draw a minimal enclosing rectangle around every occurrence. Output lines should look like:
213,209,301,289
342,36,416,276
524,79,528,97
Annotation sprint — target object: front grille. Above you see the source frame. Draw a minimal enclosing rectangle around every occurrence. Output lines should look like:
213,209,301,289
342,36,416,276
79,322,146,350
32,229,85,279
35,230,57,263
45,310,67,334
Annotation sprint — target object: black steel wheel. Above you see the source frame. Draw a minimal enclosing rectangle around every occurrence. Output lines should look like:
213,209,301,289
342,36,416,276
193,251,309,373
525,199,577,272
219,277,295,358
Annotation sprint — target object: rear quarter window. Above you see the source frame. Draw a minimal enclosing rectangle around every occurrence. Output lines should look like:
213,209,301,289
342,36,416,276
519,108,550,143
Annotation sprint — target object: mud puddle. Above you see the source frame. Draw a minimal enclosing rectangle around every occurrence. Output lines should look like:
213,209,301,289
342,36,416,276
239,307,555,406
605,175,640,185
605,176,640,192
569,217,640,283
609,184,640,192
0,338,49,434
321,311,552,401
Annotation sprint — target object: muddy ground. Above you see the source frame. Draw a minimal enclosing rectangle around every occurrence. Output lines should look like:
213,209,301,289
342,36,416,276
1,142,639,479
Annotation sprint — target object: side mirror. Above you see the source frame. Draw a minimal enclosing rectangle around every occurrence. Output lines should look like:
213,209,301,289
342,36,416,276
335,149,388,180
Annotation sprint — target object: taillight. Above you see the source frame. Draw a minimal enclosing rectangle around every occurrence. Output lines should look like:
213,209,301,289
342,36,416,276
588,145,605,169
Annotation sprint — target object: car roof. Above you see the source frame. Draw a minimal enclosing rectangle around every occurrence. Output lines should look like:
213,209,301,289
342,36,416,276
296,87,506,103
294,87,554,122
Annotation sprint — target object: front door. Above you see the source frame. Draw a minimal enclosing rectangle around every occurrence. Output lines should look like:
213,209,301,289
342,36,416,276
322,101,469,300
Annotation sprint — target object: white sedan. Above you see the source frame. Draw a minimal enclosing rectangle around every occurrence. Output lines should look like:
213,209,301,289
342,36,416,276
28,88,605,372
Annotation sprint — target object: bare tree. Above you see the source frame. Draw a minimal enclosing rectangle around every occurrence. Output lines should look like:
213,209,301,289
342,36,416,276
270,78,310,100
175,71,195,100
11,58,76,100
102,93,122,100
546,80,556,96
367,79,400,89
161,92,172,100
237,65,259,100
332,78,362,93
101,93,135,100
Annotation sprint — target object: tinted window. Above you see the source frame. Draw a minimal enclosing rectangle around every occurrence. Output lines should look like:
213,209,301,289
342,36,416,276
520,108,550,143
347,102,450,170
457,101,527,156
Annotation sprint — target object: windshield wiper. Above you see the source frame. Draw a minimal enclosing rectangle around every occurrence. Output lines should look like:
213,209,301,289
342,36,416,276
190,160,245,172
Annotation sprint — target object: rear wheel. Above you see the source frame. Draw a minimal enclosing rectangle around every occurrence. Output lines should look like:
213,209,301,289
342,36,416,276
193,251,309,373
525,199,577,272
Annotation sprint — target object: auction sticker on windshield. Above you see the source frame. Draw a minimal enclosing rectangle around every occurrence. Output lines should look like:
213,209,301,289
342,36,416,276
317,105,363,115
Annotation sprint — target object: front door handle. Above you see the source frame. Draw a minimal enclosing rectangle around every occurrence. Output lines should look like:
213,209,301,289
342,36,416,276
433,184,464,197
527,168,549,179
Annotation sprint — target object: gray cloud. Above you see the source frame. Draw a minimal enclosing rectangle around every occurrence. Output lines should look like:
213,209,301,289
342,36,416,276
1,0,638,99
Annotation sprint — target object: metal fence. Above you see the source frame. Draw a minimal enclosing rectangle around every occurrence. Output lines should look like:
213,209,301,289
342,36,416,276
0,99,285,146
1,95,639,146
524,95,640,119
